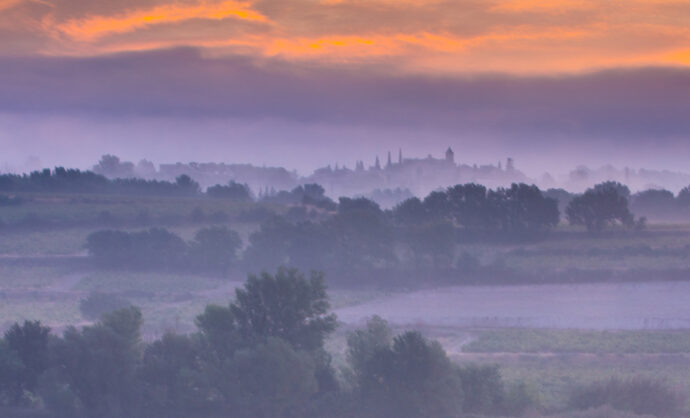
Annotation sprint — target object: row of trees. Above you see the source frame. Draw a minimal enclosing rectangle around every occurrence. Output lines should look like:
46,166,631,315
86,226,242,274
0,164,655,234
0,168,202,197
0,269,534,418
0,167,329,205
393,183,560,237
84,182,644,283
393,181,642,234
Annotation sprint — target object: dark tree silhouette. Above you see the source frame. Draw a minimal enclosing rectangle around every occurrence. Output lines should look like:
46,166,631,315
230,268,337,351
566,182,635,232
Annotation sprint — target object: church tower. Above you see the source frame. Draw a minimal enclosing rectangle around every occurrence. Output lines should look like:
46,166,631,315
445,147,455,164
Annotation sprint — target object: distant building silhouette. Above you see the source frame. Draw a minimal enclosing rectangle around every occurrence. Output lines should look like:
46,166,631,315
445,147,455,164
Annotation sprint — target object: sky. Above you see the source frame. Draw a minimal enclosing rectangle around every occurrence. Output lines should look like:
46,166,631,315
1,0,690,175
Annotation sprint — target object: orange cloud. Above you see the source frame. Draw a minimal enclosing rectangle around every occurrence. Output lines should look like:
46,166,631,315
0,0,21,11
56,1,269,41
491,0,595,13
19,0,690,75
261,27,591,61
665,49,690,65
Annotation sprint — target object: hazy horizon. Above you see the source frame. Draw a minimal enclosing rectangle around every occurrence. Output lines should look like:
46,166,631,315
2,0,690,180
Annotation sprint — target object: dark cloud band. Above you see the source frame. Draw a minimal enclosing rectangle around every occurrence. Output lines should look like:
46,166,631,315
1,48,689,140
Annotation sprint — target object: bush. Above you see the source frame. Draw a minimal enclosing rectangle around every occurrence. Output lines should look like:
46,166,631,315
188,226,242,274
86,228,187,270
457,364,505,415
207,181,253,201
568,377,684,417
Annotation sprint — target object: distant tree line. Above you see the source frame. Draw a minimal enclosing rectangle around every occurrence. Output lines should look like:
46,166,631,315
84,181,657,284
6,165,690,230
549,181,690,226
0,168,201,197
86,226,242,275
0,269,539,418
0,168,334,206
259,183,337,210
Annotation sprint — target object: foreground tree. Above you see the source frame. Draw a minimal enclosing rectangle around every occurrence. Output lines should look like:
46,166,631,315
44,307,144,417
359,331,464,418
230,268,337,351
2,321,51,404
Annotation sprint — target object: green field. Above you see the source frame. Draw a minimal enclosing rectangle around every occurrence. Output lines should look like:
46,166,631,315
461,351,690,410
464,329,690,354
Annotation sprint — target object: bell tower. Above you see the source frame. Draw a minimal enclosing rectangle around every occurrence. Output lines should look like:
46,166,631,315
445,147,455,164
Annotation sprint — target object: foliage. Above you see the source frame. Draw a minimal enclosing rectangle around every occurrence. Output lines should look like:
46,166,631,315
345,315,393,381
188,226,242,274
230,268,337,350
359,331,464,418
47,307,144,417
394,182,559,239
86,228,187,270
457,364,505,414
568,377,684,417
1,321,51,405
206,181,253,201
0,168,201,197
261,183,336,211
566,182,636,232
86,226,242,274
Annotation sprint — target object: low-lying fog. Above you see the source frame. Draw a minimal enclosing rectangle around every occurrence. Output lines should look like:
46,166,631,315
336,281,690,330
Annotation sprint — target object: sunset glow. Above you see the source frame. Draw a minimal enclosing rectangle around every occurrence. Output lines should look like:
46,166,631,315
0,0,685,74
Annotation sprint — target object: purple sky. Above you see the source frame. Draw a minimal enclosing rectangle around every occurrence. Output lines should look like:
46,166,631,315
1,48,689,176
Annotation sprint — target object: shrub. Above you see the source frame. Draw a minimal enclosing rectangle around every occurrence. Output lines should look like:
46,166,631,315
457,364,505,415
568,377,684,417
207,181,252,201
